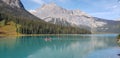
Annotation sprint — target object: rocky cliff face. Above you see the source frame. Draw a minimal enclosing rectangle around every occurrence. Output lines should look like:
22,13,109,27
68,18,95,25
30,3,120,33
1,0,24,9
0,0,40,21
30,3,107,32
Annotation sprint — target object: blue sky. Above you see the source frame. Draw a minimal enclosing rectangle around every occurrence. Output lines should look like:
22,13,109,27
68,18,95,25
21,0,120,20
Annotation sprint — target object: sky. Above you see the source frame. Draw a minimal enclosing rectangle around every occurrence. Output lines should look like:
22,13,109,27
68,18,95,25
21,0,120,20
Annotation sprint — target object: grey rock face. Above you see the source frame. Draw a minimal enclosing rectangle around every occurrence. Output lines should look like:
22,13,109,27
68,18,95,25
32,3,106,27
30,3,107,32
29,3,120,33
2,0,24,9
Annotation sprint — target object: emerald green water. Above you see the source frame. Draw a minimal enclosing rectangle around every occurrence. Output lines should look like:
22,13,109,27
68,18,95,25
0,34,120,58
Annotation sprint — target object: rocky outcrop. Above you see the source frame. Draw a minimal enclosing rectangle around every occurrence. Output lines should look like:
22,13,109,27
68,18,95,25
30,3,106,32
1,0,24,9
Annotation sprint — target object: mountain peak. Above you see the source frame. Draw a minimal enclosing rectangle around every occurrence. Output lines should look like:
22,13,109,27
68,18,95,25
35,2,64,13
1,0,24,9
41,2,60,9
30,2,96,28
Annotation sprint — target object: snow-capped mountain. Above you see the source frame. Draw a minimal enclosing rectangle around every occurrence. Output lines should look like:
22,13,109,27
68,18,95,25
30,3,120,33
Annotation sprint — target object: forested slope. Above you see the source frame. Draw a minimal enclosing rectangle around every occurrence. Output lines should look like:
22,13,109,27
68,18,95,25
0,0,91,34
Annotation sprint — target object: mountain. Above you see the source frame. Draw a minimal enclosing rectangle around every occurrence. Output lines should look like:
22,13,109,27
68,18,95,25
30,3,120,33
0,0,42,21
31,3,94,27
30,3,106,32
2,0,24,9
0,0,91,34
116,18,120,21
94,17,120,33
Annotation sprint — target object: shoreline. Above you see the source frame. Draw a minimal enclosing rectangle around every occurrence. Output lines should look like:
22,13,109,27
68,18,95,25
0,33,118,37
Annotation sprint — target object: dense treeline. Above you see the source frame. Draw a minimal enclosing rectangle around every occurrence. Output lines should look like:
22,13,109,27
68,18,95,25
0,0,91,34
0,13,91,34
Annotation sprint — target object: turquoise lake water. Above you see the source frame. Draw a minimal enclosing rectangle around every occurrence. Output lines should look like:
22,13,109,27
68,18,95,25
0,34,120,58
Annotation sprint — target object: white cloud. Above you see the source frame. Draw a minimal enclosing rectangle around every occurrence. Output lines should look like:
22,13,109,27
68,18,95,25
31,0,46,5
28,9,36,13
31,0,69,5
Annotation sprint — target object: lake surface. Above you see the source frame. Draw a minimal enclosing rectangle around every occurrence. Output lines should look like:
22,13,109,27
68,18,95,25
0,34,120,58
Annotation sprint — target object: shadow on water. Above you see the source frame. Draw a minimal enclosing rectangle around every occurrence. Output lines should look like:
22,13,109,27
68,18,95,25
0,34,119,58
